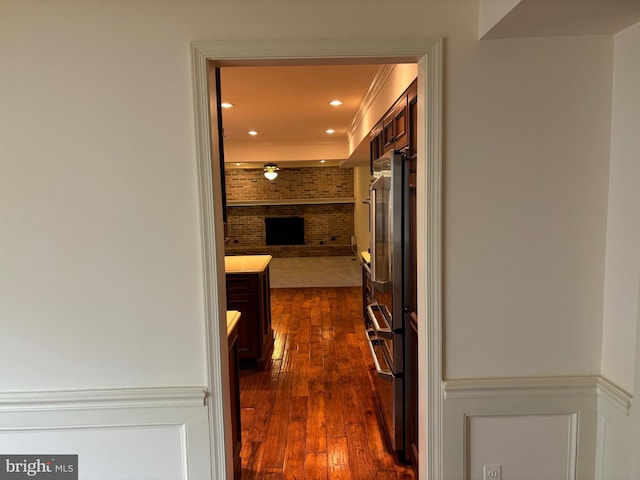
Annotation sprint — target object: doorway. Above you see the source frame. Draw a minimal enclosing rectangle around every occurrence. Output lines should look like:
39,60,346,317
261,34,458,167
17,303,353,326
190,37,443,480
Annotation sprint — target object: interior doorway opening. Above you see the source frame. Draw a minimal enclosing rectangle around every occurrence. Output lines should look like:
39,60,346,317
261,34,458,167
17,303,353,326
214,60,416,478
190,37,442,480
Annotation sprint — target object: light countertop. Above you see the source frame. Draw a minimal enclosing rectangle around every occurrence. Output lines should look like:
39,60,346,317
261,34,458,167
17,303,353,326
226,310,241,338
225,255,272,274
360,251,371,265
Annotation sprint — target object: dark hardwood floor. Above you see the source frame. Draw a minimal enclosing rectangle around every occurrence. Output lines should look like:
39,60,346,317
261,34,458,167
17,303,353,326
239,287,415,480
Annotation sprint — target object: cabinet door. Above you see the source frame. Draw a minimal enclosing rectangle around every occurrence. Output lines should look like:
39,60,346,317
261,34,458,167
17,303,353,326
405,313,419,474
227,291,260,361
227,326,242,479
408,82,418,157
391,95,408,152
362,264,373,327
370,125,383,170
382,111,395,152
259,269,273,350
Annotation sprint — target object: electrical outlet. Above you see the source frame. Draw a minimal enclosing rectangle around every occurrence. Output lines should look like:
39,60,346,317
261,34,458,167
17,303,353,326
483,464,502,480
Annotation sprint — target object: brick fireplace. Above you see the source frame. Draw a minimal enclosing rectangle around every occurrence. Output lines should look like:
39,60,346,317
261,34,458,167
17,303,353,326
224,166,355,257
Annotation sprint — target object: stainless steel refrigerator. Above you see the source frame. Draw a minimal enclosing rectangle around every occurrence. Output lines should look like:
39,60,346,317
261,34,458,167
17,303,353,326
365,149,406,456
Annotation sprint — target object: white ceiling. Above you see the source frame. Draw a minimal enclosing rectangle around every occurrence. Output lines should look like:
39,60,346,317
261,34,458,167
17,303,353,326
219,64,381,167
482,0,640,38
217,3,640,168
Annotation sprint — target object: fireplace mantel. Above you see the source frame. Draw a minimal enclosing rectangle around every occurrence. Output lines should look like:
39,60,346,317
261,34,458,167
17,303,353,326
227,197,355,207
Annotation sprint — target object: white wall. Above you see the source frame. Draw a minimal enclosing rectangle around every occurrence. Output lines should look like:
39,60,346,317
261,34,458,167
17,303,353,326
601,21,640,395
353,165,371,260
0,0,619,477
444,34,612,379
0,2,209,391
0,0,610,393
597,20,640,480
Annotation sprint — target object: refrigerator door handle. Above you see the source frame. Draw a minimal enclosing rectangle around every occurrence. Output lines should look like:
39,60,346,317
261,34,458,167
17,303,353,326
363,262,372,277
365,330,393,378
369,186,378,282
366,304,393,339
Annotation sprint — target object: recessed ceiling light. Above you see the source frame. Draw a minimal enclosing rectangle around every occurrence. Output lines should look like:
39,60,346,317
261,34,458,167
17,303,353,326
248,130,259,136
235,163,241,166
325,129,335,134
320,160,326,163
329,100,343,106
221,102,234,109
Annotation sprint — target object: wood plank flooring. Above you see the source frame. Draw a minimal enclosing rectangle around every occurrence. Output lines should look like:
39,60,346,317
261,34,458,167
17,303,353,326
240,287,415,480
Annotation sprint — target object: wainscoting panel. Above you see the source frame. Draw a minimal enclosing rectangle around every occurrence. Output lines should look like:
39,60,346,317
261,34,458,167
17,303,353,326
442,376,617,480
0,387,212,480
595,377,634,480
466,413,577,480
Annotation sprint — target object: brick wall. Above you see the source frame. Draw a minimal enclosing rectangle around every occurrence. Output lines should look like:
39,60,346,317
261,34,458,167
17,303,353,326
224,166,356,257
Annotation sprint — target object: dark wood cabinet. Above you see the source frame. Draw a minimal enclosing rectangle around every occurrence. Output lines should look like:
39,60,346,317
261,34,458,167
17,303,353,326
369,80,416,172
226,257,274,370
404,154,419,476
383,95,408,153
369,125,383,174
361,261,372,326
407,82,418,158
227,312,242,479
367,79,418,477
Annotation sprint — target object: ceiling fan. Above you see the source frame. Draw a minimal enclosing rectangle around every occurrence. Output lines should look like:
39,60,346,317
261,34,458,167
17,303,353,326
263,163,279,180
230,162,302,180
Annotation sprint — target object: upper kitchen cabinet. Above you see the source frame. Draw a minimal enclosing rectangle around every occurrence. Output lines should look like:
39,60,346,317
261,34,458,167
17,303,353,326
369,79,417,172
407,81,418,158
369,124,383,170
382,94,408,154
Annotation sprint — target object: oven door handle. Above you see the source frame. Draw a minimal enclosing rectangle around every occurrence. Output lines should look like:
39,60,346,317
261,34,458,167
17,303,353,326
363,262,372,277
366,304,393,339
365,330,393,378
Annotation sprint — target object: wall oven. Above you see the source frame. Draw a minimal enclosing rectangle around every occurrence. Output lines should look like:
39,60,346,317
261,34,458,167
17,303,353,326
365,150,406,455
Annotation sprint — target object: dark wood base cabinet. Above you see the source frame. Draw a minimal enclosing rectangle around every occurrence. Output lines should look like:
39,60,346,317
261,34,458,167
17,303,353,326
227,314,242,479
405,312,419,476
226,264,274,371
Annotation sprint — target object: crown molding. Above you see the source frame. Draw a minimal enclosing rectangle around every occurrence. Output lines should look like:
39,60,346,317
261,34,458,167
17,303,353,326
348,64,396,142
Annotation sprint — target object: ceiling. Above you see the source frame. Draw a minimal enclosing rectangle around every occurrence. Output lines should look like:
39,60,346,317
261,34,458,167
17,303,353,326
482,0,640,38
218,64,381,168
216,3,640,169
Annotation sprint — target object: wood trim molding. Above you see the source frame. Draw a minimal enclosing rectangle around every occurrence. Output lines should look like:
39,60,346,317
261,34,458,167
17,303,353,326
227,197,355,206
418,39,444,480
191,42,231,480
0,386,207,412
443,375,632,415
597,376,632,416
349,64,396,142
444,376,601,400
191,35,444,480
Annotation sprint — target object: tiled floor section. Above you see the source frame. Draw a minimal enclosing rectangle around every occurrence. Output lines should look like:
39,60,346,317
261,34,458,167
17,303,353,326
269,256,362,288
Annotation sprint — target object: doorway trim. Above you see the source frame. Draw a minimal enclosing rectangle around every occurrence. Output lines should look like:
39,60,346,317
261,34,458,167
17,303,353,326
190,37,443,479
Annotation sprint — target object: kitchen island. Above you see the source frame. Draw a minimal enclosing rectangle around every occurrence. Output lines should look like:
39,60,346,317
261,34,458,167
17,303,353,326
225,255,274,370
